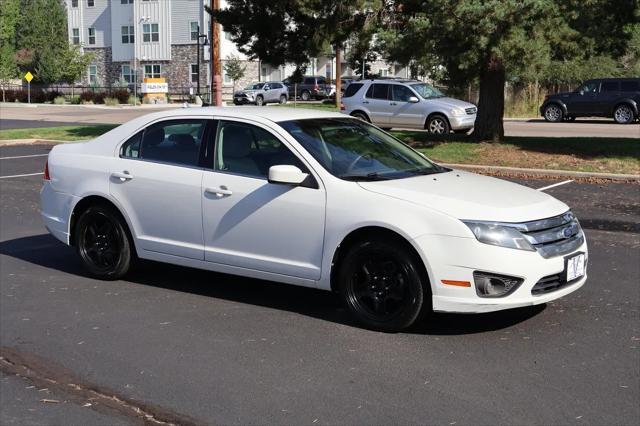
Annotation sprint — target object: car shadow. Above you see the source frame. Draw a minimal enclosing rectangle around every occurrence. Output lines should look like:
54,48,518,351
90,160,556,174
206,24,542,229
524,118,637,125
0,234,546,336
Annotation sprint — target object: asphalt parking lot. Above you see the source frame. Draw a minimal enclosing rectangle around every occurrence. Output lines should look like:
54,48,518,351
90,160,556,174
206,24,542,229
1,144,639,425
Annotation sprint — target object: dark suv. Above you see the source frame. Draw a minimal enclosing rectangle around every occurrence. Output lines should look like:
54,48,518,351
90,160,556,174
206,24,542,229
540,78,640,124
283,76,335,101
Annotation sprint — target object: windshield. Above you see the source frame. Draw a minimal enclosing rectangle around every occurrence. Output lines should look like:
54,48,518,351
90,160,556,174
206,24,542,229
410,83,444,99
244,82,265,90
279,118,446,181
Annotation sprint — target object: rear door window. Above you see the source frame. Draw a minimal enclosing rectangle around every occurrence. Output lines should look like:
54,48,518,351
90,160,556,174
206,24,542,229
367,84,391,100
303,77,315,85
621,81,640,92
601,81,620,92
138,119,208,167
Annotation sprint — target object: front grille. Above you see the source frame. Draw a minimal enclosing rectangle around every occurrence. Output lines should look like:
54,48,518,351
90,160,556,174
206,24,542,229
465,107,477,115
531,272,581,295
515,211,584,259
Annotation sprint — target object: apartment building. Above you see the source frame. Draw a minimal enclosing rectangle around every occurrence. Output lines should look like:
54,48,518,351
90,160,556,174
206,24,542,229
65,0,408,95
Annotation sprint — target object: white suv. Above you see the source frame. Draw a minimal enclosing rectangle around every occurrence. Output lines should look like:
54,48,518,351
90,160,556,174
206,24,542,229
341,79,477,133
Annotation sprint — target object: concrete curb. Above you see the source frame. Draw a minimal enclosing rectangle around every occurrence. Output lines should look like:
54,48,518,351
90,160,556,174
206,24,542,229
443,163,640,183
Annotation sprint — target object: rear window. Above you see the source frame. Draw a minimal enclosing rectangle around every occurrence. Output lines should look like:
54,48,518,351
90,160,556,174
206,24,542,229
601,81,619,92
621,81,640,92
343,83,364,98
317,77,326,84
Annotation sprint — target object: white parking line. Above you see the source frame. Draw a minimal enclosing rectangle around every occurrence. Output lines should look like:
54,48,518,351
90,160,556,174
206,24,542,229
537,179,574,192
0,172,44,179
0,154,48,160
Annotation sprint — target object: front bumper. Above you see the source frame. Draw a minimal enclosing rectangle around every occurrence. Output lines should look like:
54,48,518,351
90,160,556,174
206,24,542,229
233,96,253,105
412,233,588,313
449,114,476,130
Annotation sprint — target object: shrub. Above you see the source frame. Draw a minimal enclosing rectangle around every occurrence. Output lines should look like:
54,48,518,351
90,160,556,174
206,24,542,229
46,90,63,102
93,92,107,104
110,88,130,104
79,91,95,103
53,96,66,105
70,95,81,104
127,95,139,105
103,97,119,106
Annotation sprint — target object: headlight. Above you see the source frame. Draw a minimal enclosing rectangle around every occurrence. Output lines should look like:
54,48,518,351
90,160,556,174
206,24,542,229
449,108,466,116
463,221,535,252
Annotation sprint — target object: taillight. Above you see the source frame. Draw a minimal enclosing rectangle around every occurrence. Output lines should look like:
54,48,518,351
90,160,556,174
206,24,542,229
43,160,50,180
314,83,320,91
340,102,345,111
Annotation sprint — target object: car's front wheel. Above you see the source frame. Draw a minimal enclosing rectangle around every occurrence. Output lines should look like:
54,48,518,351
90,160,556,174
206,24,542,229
614,104,635,124
338,238,428,332
426,114,450,134
543,104,564,122
255,95,265,106
75,205,133,280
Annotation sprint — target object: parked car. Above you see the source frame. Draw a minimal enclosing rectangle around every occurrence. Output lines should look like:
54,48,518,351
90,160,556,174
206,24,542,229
233,81,288,106
339,78,355,95
41,107,587,332
540,78,640,124
283,76,335,101
341,79,477,133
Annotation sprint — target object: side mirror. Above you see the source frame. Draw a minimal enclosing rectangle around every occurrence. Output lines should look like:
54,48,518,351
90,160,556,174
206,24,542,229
579,90,584,95
268,165,308,186
408,96,420,103
263,85,270,90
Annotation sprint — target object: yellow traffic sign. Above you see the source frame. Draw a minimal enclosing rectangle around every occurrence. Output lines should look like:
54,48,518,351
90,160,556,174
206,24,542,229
24,72,33,82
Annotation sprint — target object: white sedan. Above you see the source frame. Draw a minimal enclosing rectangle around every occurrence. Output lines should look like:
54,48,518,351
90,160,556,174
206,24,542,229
41,107,588,332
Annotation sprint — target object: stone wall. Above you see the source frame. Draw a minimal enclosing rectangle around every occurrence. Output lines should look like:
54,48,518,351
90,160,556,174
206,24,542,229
166,45,209,92
83,47,120,86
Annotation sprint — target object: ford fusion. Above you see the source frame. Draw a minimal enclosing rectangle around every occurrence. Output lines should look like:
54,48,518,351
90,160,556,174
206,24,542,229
41,107,587,332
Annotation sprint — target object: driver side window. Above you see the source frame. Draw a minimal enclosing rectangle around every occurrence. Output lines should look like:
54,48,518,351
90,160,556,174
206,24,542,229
214,121,306,179
580,82,599,94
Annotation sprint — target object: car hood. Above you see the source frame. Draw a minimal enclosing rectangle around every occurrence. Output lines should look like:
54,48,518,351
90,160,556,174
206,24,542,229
358,170,568,223
426,97,475,109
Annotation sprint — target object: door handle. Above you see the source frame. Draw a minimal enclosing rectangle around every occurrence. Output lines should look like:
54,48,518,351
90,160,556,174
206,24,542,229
205,186,233,197
390,102,397,106
111,171,133,181
362,100,369,104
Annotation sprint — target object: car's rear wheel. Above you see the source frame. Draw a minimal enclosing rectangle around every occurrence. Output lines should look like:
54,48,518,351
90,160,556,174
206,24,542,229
543,104,564,122
279,94,287,104
75,205,133,280
301,90,311,101
426,114,450,134
351,111,370,122
614,104,634,124
255,95,265,106
338,239,428,332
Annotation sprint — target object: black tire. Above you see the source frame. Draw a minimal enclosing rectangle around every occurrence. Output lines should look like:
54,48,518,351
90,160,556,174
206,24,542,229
255,95,264,106
613,104,634,124
279,94,287,104
426,114,450,134
75,204,133,280
380,127,392,131
350,111,370,122
543,104,564,122
338,238,428,332
565,116,576,122
301,90,311,101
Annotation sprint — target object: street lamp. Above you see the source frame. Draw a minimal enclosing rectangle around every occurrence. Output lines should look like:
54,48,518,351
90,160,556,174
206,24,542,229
133,16,149,105
196,25,209,98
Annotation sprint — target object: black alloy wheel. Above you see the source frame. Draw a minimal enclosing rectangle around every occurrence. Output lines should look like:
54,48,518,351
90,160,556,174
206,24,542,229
76,205,133,280
339,239,428,332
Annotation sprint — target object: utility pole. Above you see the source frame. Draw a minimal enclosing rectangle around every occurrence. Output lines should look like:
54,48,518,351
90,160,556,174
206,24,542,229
205,0,222,106
335,46,341,108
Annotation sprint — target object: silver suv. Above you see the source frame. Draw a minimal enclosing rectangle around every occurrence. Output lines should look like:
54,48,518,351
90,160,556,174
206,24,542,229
341,79,477,133
233,81,289,106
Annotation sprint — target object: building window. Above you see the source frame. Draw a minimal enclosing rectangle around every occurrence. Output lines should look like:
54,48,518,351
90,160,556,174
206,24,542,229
190,22,199,41
144,64,161,79
88,28,96,45
190,64,199,83
121,65,135,84
121,26,134,44
224,31,232,41
71,0,78,7
379,68,389,77
222,69,232,85
143,23,159,43
87,0,94,7
72,28,80,45
121,0,133,4
88,65,97,84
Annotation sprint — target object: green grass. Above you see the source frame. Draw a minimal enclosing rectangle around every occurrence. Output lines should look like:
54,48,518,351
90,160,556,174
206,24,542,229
391,131,640,175
0,124,118,141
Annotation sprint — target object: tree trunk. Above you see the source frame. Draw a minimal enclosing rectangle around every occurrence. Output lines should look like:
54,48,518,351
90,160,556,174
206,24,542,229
471,56,505,143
